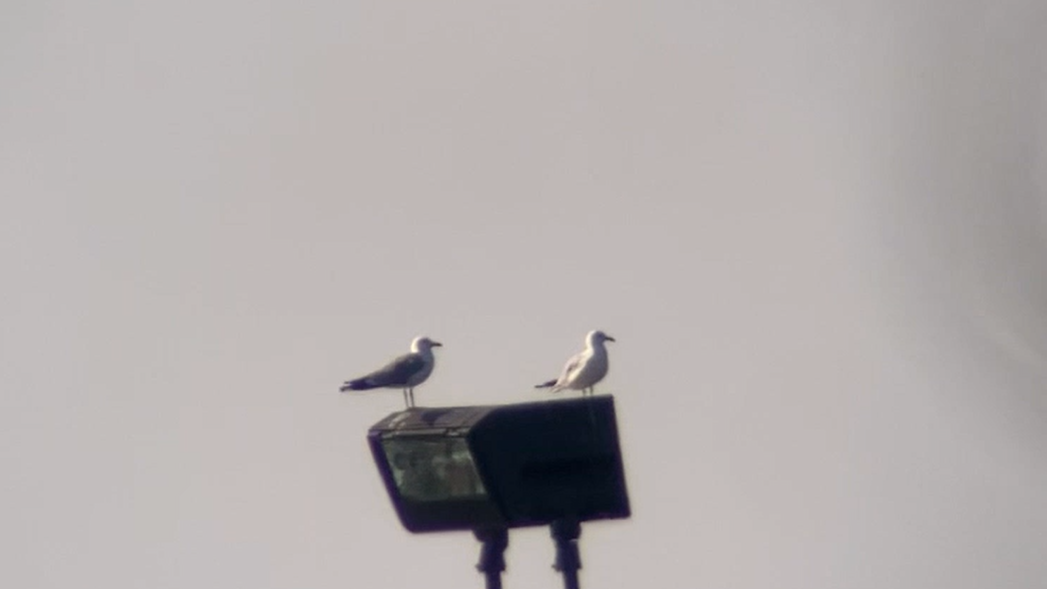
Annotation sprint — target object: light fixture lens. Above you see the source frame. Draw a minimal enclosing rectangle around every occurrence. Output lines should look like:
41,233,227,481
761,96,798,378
381,437,488,502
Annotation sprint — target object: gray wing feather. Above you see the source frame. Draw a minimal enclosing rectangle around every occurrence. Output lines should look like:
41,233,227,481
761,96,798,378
365,352,425,386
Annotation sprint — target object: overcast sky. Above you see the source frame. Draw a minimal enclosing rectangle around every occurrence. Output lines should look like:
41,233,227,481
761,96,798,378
2,1,1046,588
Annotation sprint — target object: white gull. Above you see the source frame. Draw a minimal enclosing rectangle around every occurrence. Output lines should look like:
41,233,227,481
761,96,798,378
535,330,615,396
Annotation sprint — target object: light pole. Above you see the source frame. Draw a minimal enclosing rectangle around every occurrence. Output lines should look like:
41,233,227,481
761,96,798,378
551,519,582,589
474,527,508,589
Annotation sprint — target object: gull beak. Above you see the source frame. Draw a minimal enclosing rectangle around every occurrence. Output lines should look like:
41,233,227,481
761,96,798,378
605,335,616,343
431,341,443,347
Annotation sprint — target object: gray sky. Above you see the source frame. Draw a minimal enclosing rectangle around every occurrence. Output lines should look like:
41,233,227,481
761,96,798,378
3,1,1046,588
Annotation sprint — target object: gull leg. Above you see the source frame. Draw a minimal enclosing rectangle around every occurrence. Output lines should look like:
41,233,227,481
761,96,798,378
402,388,409,408
409,388,416,407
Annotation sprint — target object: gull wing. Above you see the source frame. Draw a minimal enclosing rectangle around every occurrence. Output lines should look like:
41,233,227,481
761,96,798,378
343,352,425,390
557,352,587,386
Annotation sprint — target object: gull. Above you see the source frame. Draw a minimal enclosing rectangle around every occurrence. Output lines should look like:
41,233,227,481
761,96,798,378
340,336,442,408
535,330,616,396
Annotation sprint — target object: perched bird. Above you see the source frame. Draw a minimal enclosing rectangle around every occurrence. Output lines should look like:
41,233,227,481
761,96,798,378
340,336,442,408
536,330,616,396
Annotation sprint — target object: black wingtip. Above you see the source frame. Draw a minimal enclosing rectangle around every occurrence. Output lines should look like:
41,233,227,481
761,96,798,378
340,379,374,392
535,379,557,389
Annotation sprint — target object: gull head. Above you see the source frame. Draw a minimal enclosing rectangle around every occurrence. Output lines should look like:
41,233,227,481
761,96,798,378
411,336,443,353
586,330,616,346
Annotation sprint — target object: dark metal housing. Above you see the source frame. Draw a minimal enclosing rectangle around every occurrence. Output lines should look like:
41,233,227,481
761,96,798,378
367,396,631,533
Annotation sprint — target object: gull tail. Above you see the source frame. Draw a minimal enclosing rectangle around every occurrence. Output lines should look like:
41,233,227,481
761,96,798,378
535,379,557,389
340,378,379,392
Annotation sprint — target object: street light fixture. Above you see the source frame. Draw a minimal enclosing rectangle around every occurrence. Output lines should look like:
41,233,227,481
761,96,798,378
367,396,631,588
